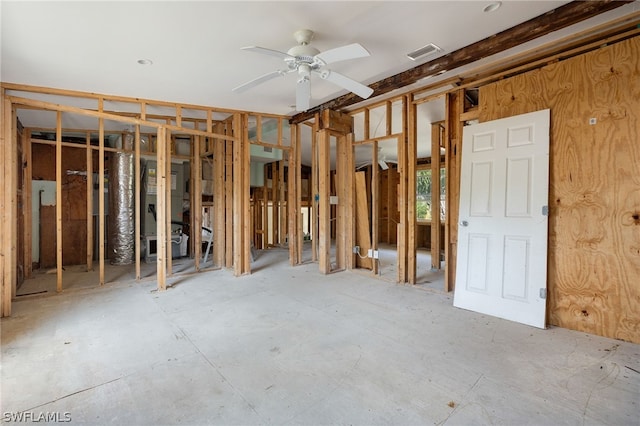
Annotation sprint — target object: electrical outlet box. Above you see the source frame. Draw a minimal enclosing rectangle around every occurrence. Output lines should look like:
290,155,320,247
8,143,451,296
367,249,373,258
373,250,379,259
353,246,360,254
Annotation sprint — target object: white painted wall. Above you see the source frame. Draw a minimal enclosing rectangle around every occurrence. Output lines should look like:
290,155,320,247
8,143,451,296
31,181,56,263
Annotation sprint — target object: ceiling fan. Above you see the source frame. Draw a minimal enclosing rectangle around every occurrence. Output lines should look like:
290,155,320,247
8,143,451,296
232,29,374,112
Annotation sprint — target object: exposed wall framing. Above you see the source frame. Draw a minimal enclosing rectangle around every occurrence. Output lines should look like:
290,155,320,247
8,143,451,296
317,128,331,274
406,96,417,284
1,15,638,347
445,90,464,292
0,84,294,315
21,127,32,281
349,97,406,281
1,94,17,316
430,122,444,271
288,122,301,265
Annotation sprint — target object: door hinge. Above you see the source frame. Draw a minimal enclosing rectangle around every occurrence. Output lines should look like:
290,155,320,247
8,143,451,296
539,288,547,299
542,205,549,216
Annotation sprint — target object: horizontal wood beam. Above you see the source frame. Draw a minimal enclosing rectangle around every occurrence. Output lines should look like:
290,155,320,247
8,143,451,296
1,82,259,117
291,0,631,124
352,133,404,146
453,24,640,94
459,108,480,122
8,96,237,141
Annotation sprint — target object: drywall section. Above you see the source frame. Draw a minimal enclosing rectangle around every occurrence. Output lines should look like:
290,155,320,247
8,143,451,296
479,36,640,343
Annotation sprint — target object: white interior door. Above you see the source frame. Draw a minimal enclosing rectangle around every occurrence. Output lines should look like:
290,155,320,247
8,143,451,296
454,109,550,329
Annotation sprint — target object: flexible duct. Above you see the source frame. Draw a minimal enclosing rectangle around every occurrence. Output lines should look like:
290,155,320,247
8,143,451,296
108,133,135,265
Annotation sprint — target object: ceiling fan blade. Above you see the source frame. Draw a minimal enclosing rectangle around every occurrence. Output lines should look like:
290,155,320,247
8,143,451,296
241,46,294,61
318,70,374,99
232,70,288,93
315,43,370,65
296,78,311,112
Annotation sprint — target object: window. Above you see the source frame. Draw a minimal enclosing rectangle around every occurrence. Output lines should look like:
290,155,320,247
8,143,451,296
416,167,446,221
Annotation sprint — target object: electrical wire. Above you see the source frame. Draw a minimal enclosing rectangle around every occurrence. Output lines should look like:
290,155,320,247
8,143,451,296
354,247,368,259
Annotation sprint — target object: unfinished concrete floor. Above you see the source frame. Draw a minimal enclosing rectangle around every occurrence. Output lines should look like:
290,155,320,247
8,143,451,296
2,248,639,425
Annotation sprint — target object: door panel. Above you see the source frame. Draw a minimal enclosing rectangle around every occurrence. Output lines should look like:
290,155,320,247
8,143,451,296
454,109,550,329
470,161,493,216
466,233,490,293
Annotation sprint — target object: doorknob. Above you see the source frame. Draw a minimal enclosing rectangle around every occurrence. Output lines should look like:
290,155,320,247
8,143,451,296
460,220,469,227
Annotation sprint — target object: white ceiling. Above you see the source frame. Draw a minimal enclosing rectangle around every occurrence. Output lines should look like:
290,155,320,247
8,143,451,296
2,1,638,164
1,0,578,115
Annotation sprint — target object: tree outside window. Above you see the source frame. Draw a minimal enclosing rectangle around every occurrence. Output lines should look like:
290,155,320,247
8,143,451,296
416,167,446,221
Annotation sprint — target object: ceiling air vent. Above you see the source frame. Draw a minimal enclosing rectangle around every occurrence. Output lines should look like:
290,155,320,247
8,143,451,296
406,43,441,61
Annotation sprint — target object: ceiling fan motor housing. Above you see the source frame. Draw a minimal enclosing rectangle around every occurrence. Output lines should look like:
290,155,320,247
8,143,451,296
287,45,320,65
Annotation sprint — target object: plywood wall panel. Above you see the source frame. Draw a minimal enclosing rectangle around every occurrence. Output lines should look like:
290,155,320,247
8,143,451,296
355,172,373,270
32,145,90,267
479,37,640,343
379,171,389,243
39,205,56,268
32,145,89,181
377,168,400,245
389,168,399,245
64,175,87,222
32,144,56,181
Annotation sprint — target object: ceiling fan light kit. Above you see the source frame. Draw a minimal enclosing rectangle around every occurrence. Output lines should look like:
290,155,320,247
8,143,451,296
233,29,374,112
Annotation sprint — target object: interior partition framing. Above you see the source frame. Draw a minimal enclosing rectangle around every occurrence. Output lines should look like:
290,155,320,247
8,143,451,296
349,96,411,283
0,84,296,316
308,108,357,275
1,96,17,316
291,11,640,287
3,17,638,335
288,122,301,265
233,113,250,276
430,121,444,271
315,129,354,274
317,129,332,274
335,131,355,272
